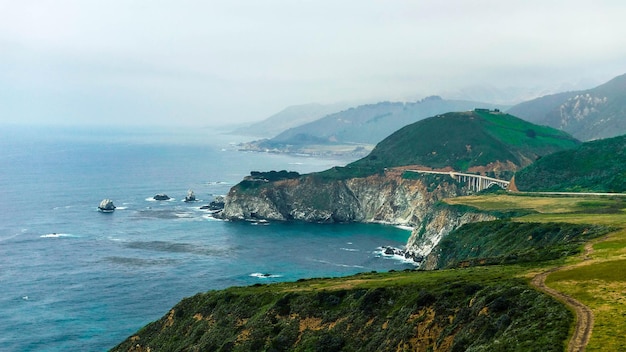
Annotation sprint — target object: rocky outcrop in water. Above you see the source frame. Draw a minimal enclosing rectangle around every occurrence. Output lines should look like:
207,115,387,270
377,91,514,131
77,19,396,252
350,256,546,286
184,190,196,202
153,194,170,201
98,199,116,212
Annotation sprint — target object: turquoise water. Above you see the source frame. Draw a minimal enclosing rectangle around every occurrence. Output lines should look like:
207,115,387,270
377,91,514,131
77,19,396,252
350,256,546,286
0,126,414,351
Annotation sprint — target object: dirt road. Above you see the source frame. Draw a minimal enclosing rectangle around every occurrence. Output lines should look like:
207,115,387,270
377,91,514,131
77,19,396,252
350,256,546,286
530,243,595,352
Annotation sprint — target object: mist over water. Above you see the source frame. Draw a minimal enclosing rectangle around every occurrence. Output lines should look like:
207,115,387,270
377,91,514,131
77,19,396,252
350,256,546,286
0,126,414,351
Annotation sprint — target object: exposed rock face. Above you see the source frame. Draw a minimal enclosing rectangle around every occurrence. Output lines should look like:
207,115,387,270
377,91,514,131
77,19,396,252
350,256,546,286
184,190,196,202
153,194,170,201
220,168,499,269
220,169,466,225
406,206,496,270
200,196,225,211
98,199,116,212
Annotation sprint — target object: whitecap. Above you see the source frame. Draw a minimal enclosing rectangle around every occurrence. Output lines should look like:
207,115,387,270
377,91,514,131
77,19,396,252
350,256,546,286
312,259,365,269
40,233,78,238
340,248,359,252
375,247,419,266
394,225,414,231
115,206,128,210
250,272,282,279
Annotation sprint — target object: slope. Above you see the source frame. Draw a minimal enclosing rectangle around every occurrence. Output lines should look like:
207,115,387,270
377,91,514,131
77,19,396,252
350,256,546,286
233,102,352,138
514,134,626,192
344,109,579,178
508,73,626,141
249,96,506,149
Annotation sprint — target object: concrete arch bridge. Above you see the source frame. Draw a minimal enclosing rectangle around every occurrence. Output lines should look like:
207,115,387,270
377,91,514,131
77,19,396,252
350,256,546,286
405,169,510,192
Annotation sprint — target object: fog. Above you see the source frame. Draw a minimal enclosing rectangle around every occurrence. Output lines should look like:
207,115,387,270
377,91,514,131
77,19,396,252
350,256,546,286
1,0,625,127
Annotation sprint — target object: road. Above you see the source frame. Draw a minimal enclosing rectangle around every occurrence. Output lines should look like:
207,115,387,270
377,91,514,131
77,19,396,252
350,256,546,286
530,243,595,352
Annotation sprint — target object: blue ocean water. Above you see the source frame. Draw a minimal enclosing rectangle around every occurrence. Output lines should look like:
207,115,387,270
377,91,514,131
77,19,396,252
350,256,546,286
0,125,414,351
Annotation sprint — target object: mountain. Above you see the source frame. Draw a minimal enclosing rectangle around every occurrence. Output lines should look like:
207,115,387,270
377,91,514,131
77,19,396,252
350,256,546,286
242,97,508,155
233,102,352,138
347,109,579,178
219,110,579,226
507,73,626,141
513,134,626,192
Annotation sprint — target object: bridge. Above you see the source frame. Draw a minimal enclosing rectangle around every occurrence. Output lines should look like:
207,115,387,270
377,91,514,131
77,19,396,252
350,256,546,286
405,169,510,192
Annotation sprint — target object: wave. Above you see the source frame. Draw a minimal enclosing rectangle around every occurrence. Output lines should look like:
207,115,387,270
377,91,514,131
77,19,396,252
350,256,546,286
394,225,414,231
312,259,365,269
40,233,78,238
145,197,176,202
340,248,359,252
103,256,179,267
250,272,282,279
206,181,231,185
123,240,234,257
376,247,419,266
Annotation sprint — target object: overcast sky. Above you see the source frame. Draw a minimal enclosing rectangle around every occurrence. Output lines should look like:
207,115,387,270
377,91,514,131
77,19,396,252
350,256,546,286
1,0,625,127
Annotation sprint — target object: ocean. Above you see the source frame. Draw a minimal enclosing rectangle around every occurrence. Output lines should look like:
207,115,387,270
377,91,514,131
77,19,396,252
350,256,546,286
0,125,415,351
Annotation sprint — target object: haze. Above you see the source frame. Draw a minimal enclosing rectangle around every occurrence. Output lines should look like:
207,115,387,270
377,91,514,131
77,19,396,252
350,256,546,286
1,0,625,127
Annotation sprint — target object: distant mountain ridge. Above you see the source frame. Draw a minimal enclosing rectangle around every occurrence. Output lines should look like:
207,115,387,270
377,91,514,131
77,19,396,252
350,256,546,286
233,102,353,138
508,73,626,141
242,96,508,156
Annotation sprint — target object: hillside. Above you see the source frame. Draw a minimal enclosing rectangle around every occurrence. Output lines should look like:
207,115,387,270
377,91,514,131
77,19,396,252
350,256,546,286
219,110,579,225
514,134,626,192
111,268,572,352
508,73,626,141
233,102,352,138
345,109,579,179
112,194,626,352
242,96,507,155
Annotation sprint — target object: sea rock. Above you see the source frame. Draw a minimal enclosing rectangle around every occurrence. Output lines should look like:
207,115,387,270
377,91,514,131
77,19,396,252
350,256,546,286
201,196,225,211
98,199,116,212
184,190,196,202
153,194,171,201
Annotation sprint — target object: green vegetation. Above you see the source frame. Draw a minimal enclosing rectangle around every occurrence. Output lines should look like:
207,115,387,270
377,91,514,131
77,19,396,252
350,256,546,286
514,134,626,192
433,221,612,269
445,193,626,351
349,111,578,175
111,192,626,351
111,268,571,352
249,170,301,181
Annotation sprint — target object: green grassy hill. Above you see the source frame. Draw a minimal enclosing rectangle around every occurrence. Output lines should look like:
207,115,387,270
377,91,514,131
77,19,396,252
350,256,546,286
431,220,612,269
340,110,579,178
514,134,626,192
111,268,572,352
248,97,507,149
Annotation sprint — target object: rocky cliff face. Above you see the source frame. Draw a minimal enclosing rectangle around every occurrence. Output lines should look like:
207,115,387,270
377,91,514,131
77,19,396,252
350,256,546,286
220,169,497,266
407,206,496,270
221,170,464,224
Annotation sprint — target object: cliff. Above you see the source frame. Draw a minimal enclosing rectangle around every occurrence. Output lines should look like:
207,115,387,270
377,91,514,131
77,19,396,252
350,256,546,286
221,169,466,225
111,270,572,352
220,110,580,263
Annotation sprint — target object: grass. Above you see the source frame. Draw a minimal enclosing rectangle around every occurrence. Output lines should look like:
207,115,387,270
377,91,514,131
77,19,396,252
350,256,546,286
112,192,626,351
445,192,626,351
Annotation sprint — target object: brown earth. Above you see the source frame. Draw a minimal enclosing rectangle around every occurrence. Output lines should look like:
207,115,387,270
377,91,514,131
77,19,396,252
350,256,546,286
530,243,595,352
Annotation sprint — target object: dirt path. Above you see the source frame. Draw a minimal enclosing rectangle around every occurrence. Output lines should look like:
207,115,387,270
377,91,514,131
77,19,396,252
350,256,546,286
530,243,595,352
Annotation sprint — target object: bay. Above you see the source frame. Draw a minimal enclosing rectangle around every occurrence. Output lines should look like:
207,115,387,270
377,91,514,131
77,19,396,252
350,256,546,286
0,125,414,351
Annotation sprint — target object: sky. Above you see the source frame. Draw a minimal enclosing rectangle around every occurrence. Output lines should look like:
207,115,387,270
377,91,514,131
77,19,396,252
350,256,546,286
1,0,625,127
